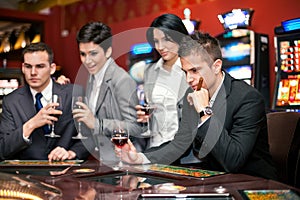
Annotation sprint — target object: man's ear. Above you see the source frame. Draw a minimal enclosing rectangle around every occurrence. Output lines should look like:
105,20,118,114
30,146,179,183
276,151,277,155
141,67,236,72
21,63,25,74
105,47,112,58
50,63,57,75
213,59,222,74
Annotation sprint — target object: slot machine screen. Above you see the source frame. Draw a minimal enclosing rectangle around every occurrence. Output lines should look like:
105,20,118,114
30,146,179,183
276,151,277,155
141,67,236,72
218,8,254,30
272,32,300,111
273,74,300,110
220,35,251,67
225,65,252,84
128,42,159,83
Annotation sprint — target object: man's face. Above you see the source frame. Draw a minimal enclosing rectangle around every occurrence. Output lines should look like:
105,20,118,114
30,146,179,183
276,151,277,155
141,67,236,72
180,53,215,91
79,42,110,75
22,51,55,92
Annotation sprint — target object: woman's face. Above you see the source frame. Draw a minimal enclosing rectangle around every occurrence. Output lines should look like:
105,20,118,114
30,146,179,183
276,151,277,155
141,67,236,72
153,28,179,62
79,42,110,75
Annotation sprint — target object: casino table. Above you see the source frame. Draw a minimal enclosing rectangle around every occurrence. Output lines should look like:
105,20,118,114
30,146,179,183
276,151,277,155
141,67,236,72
0,159,299,200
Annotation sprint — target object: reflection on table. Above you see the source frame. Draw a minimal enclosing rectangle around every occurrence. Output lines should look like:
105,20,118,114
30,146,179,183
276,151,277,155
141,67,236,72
0,159,299,200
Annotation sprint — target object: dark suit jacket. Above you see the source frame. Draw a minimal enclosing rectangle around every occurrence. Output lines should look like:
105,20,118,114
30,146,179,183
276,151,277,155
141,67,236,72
145,72,277,180
0,82,89,160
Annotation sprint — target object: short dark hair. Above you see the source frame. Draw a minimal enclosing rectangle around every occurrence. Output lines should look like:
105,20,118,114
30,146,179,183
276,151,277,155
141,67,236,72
76,21,112,52
22,42,54,64
146,14,189,47
179,31,222,65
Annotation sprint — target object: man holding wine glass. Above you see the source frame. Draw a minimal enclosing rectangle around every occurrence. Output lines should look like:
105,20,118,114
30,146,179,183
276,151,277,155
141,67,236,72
0,42,89,161
117,31,277,180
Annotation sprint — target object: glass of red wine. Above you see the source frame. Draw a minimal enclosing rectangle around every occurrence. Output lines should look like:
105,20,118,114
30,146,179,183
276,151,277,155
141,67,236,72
111,128,128,169
72,96,88,140
45,94,62,138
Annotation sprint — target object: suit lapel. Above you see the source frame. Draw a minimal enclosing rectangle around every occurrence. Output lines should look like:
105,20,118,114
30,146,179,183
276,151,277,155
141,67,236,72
19,85,37,120
177,74,188,102
94,60,114,112
86,75,93,100
19,85,47,142
53,82,66,106
212,72,231,112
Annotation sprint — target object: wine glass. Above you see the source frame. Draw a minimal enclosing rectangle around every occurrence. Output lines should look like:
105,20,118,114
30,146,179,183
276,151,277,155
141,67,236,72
111,128,128,169
141,101,155,136
72,96,88,140
45,94,62,138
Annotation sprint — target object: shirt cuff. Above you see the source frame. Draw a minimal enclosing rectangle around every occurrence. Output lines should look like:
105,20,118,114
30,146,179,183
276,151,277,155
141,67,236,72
140,153,151,164
197,116,210,128
23,134,30,143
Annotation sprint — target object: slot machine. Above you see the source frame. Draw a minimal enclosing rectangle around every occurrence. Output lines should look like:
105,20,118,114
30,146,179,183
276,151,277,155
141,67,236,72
216,8,270,108
272,17,300,112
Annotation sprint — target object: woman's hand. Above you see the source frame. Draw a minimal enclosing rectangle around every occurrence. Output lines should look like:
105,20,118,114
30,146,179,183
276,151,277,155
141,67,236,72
72,102,95,129
135,105,150,123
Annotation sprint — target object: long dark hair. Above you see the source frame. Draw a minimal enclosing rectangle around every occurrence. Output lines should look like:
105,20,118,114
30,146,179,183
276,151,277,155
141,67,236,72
146,13,189,47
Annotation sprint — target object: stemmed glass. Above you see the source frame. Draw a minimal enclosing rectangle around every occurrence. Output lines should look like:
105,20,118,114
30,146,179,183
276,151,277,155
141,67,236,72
111,128,129,169
141,99,155,136
45,94,62,138
72,96,88,139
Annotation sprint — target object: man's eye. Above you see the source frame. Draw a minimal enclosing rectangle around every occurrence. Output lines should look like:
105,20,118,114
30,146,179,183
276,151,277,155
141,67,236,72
80,52,86,57
191,68,198,73
36,65,45,68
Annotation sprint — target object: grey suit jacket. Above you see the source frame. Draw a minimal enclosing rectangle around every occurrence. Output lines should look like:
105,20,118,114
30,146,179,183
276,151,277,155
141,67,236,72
82,59,142,162
145,72,277,180
0,82,89,160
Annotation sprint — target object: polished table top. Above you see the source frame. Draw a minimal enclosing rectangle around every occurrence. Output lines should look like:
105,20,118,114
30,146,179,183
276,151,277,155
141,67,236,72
0,159,299,200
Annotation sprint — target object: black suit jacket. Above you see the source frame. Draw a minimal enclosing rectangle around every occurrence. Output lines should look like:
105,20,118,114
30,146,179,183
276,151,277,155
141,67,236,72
0,82,89,160
145,72,277,180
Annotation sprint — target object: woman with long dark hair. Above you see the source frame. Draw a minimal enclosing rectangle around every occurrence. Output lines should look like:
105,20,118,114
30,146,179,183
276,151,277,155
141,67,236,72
136,14,190,150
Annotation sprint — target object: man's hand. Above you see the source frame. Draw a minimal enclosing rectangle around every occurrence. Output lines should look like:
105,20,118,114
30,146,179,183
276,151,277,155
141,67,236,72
23,103,62,138
72,101,95,129
187,88,209,113
48,146,76,161
115,140,144,164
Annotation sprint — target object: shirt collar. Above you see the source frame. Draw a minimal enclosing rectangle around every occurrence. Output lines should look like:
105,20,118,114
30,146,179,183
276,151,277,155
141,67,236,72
154,57,182,71
30,78,53,103
90,57,111,87
210,71,225,106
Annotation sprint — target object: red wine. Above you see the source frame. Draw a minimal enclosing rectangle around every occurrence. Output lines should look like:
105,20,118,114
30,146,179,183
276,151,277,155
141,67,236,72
141,104,154,115
111,137,128,148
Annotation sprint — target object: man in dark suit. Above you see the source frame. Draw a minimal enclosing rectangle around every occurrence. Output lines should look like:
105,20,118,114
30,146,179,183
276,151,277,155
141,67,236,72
119,32,277,180
0,42,89,161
